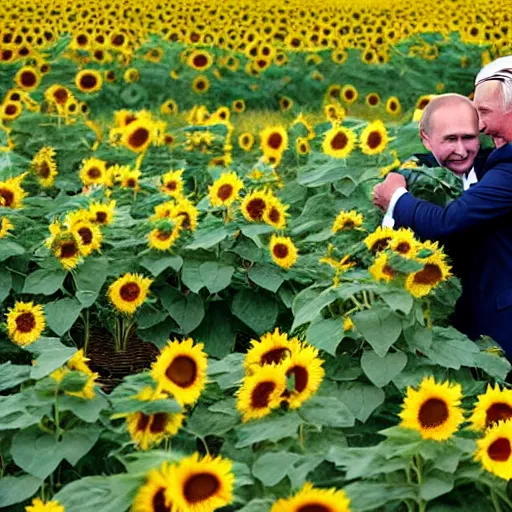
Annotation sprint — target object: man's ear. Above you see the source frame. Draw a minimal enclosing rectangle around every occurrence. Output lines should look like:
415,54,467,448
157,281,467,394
420,127,432,151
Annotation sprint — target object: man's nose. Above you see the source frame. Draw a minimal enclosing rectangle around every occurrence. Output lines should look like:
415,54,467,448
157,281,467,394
478,117,486,132
455,140,468,155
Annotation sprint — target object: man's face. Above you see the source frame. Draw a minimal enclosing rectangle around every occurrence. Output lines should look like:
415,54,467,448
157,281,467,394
474,80,512,143
420,103,480,175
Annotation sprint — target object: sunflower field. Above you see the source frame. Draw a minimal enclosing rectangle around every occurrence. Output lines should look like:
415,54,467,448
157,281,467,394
2,1,512,512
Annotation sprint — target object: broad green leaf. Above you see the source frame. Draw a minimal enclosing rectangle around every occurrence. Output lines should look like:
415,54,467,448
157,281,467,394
0,393,49,431
238,500,274,512
252,452,301,486
121,451,183,474
208,353,245,389
299,396,355,427
22,268,66,295
236,412,302,448
187,405,239,437
0,474,42,507
361,350,408,388
140,253,183,277
12,424,101,479
473,352,511,381
248,264,284,293
159,287,205,334
185,226,230,250
420,470,454,501
344,482,416,512
26,337,76,380
74,256,108,307
379,288,414,315
199,261,234,293
0,240,25,262
307,318,343,356
353,306,402,357
404,323,433,351
231,289,278,334
292,288,338,331
423,327,479,369
137,317,176,349
338,382,385,423
288,455,324,489
59,392,110,423
45,298,83,336
0,361,31,391
0,268,12,302
181,259,204,293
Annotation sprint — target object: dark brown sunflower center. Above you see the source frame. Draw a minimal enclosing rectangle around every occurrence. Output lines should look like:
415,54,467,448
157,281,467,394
128,127,150,149
87,167,101,179
413,264,443,285
137,413,151,431
217,184,234,201
193,54,208,68
20,70,37,88
331,131,348,150
389,101,398,111
126,178,137,188
119,282,141,302
251,381,276,408
418,99,430,110
273,243,289,259
261,348,289,365
195,80,206,91
165,355,197,388
343,220,355,229
60,240,79,259
0,188,14,207
268,207,280,223
78,227,93,245
157,231,172,241
184,473,220,504
77,34,88,46
246,198,266,220
178,212,191,230
80,74,98,90
368,95,379,105
418,398,449,428
268,133,283,150
10,92,20,101
488,438,511,462
383,265,396,278
371,237,391,252
486,403,512,427
5,104,17,116
367,131,383,149
282,99,290,108
96,211,107,223
112,34,125,46
152,487,171,512
149,413,168,434
344,88,355,100
297,504,331,512
15,312,36,333
38,162,51,179
1,49,13,61
287,365,308,393
165,180,177,191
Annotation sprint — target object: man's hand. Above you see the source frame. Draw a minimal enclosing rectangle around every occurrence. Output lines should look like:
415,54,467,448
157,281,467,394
372,173,407,212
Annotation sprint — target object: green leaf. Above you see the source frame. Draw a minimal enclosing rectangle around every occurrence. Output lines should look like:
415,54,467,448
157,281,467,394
59,393,110,423
238,500,274,512
404,323,433,351
420,470,454,501
187,405,239,437
296,159,345,187
121,451,183,474
181,259,205,293
74,256,108,307
185,226,230,250
0,240,25,261
236,412,302,448
361,350,408,388
0,393,49,431
231,289,278,335
379,288,414,315
252,452,301,486
248,264,284,293
140,254,183,277
26,337,77,380
338,382,385,423
208,353,245,390
199,261,234,293
22,268,66,295
12,424,101,479
353,306,402,357
45,298,83,336
60,371,89,392
0,474,42,507
344,482,416,511
473,352,511,381
423,327,479,369
387,252,423,274
0,268,12,303
55,474,143,512
291,288,338,331
159,287,205,334
299,396,355,427
306,318,343,356
0,361,31,391
137,318,176,349
287,455,324,489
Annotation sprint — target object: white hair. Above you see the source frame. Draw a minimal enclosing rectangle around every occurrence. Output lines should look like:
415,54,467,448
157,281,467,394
475,55,512,112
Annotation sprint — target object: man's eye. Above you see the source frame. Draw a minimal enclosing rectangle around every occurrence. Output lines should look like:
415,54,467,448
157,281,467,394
446,137,456,141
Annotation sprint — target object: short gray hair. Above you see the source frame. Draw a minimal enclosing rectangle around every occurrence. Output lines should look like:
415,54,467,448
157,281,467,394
419,94,477,135
475,55,512,112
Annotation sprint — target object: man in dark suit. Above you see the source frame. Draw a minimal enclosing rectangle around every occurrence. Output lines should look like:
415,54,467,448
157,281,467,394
373,94,512,356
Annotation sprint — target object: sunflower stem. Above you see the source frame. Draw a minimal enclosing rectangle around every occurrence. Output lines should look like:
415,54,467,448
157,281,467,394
362,289,371,308
83,309,90,355
350,295,364,310
491,489,503,512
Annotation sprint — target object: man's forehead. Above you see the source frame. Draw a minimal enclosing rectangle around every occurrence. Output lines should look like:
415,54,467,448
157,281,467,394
430,104,478,134
475,80,502,102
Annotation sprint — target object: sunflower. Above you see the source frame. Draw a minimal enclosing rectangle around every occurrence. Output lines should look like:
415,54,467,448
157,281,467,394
0,101,22,121
388,229,419,258
0,217,13,238
32,146,58,188
187,50,213,71
263,196,289,230
238,132,254,151
148,219,182,251
322,125,356,159
244,328,297,371
326,84,342,101
6,301,45,347
88,200,116,226
369,252,396,283
0,174,27,208
50,350,98,400
399,376,464,441
474,419,512,481
366,92,381,107
132,462,175,512
151,201,176,222
69,219,102,257
116,167,141,191
104,70,116,83
271,482,351,512
332,49,348,65
324,103,346,123
108,273,153,315
269,234,298,269
160,169,184,198
468,384,512,431
123,68,140,83
237,364,287,422
126,388,185,451
14,66,40,91
192,75,210,94
360,120,389,155
296,137,310,156
144,47,164,63
25,498,65,512
114,109,138,128
405,251,451,298
413,95,437,122
241,190,270,222
44,84,71,109
280,96,294,112
364,226,395,253
79,157,109,187
170,197,199,231
75,69,103,94
167,453,234,512
332,210,363,232
209,172,244,208
386,96,402,115
341,84,358,104
122,118,153,153
151,338,208,406
232,99,246,113
160,99,179,116
47,227,84,270
260,126,289,157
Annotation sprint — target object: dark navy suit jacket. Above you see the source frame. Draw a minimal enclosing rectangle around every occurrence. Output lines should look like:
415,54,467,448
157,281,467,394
394,144,512,354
